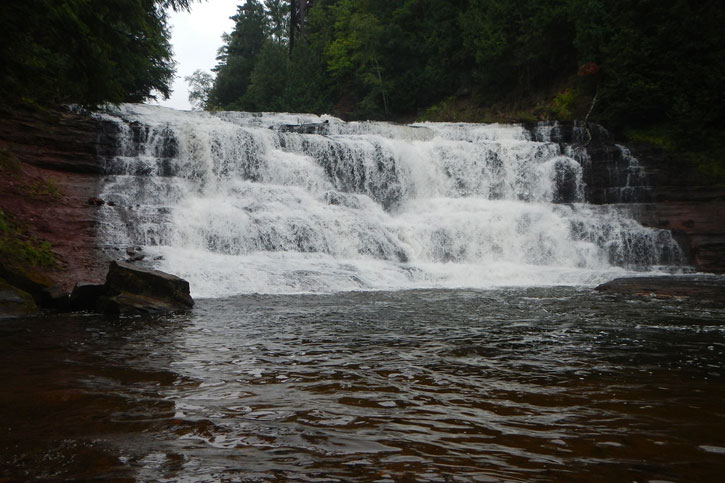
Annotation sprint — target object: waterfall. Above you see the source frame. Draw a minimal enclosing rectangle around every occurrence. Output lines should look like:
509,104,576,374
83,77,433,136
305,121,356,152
95,104,684,297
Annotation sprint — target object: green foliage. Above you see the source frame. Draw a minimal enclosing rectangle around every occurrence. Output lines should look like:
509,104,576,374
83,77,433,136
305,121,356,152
207,0,724,179
421,97,472,123
283,41,333,114
0,0,192,108
323,0,390,117
0,209,55,269
185,69,214,111
624,127,676,152
461,0,576,101
207,0,268,109
209,0,333,113
265,0,290,43
244,41,290,111
550,89,575,120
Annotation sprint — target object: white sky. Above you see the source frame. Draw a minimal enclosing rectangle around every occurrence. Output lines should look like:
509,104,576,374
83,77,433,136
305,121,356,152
152,0,240,110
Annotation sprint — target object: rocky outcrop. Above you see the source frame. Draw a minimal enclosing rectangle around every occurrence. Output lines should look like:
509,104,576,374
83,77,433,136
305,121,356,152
0,106,197,316
69,261,193,315
596,275,725,303
523,121,725,273
278,121,330,135
627,201,725,273
99,261,193,314
523,121,655,204
0,105,118,297
0,280,40,319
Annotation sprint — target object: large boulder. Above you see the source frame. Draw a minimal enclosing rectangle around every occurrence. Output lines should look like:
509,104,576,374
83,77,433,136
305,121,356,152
82,261,194,315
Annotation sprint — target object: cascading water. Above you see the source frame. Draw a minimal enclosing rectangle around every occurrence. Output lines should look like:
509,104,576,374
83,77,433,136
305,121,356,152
95,104,684,297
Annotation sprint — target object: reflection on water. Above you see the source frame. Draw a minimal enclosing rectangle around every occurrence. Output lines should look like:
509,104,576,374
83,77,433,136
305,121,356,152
1,288,724,481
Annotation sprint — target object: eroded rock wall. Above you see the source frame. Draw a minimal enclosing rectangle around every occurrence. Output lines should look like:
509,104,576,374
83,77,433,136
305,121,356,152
0,106,118,298
523,121,725,273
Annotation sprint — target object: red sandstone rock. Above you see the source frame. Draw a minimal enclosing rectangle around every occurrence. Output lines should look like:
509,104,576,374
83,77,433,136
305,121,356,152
0,106,114,295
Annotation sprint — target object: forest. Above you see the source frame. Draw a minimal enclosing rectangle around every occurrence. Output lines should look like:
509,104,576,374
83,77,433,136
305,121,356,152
1,0,723,177
200,1,723,126
196,0,724,178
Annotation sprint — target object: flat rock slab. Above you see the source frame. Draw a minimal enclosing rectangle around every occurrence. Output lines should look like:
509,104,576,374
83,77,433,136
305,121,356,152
596,275,725,302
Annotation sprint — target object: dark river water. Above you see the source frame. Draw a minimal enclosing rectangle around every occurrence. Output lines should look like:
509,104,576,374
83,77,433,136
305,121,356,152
1,287,724,482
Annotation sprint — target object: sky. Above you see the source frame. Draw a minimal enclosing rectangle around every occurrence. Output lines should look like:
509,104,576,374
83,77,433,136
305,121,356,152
152,0,240,111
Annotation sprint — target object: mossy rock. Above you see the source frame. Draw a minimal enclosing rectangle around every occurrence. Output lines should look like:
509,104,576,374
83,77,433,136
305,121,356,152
0,278,40,318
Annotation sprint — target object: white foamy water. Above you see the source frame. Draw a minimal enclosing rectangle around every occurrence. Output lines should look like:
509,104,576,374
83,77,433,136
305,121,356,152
95,104,683,297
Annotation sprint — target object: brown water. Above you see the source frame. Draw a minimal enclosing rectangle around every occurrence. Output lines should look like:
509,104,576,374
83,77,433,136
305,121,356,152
1,287,724,481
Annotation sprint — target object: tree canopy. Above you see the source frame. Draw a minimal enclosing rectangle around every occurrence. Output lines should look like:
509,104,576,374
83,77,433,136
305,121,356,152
2,0,722,173
0,0,196,108
205,0,723,126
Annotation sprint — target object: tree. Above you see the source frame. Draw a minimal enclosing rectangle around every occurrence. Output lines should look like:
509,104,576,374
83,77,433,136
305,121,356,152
0,0,198,108
283,40,333,114
243,41,289,111
461,0,576,101
265,0,290,43
185,69,214,110
289,0,313,50
207,0,268,109
324,0,390,116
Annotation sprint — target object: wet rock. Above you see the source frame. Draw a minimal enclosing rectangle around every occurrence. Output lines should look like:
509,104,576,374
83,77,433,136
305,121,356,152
37,284,71,310
97,292,191,315
596,275,725,303
278,121,329,135
125,246,145,262
0,105,114,293
628,201,725,274
522,121,725,273
98,261,193,315
551,158,581,203
0,262,68,309
0,280,40,318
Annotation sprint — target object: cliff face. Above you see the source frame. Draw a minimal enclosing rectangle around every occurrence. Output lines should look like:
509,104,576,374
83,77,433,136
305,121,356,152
0,106,117,304
525,121,725,273
621,142,725,273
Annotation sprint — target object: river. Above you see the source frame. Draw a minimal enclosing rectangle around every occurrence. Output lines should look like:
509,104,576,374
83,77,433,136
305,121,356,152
2,287,724,481
4,105,722,480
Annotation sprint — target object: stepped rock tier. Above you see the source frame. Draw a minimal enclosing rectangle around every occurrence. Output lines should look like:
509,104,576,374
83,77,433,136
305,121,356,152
0,104,722,305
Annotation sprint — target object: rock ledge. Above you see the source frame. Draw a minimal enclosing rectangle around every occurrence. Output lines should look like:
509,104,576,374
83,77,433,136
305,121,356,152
596,275,725,302
71,261,194,315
